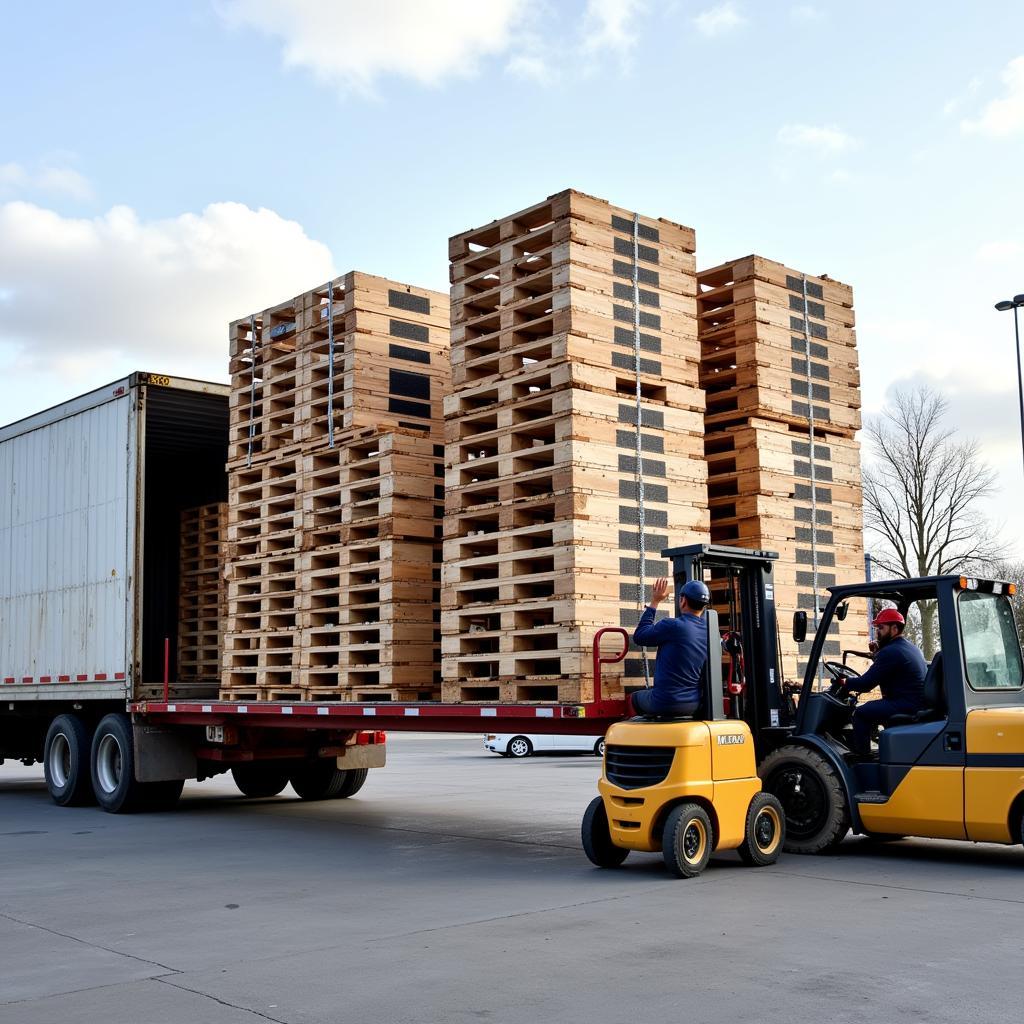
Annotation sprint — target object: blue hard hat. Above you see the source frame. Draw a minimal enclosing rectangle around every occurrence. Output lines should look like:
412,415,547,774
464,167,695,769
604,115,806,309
681,579,711,606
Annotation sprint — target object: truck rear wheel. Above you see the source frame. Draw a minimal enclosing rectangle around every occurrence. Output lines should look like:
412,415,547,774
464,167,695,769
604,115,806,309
232,764,290,798
760,745,850,854
289,761,366,801
44,714,95,806
90,713,183,813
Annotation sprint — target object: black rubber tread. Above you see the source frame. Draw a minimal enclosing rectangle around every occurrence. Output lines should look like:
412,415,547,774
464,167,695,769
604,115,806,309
581,796,629,868
43,713,95,807
737,792,786,866
661,802,713,878
760,744,850,854
231,763,291,798
594,738,606,757
334,767,369,799
506,736,533,758
289,761,351,800
90,713,184,814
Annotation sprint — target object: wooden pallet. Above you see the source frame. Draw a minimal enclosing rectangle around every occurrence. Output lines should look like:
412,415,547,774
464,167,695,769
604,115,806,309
177,503,227,684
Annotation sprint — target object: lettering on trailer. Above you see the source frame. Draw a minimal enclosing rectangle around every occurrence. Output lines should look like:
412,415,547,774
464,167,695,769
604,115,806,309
717,733,746,745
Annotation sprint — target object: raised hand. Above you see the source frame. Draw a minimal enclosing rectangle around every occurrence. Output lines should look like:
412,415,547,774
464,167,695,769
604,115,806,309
650,577,670,607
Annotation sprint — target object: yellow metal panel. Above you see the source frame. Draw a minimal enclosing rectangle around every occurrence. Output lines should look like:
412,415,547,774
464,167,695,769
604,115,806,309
711,778,761,848
965,769,1023,843
708,722,757,781
858,767,965,840
966,707,1024,753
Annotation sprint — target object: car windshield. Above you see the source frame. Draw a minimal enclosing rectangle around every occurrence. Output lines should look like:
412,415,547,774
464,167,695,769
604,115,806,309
958,591,1024,690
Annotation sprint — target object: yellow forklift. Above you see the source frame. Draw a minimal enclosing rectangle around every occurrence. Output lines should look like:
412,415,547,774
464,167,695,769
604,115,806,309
583,545,1024,869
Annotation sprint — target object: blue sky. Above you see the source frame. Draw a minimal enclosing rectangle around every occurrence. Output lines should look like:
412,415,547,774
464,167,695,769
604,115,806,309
2,0,1023,550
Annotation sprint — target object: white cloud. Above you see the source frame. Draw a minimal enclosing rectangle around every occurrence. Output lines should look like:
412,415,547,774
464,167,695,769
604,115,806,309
506,51,555,84
0,201,333,392
962,55,1024,138
975,240,1024,264
777,122,860,154
582,0,645,55
942,76,982,117
693,2,746,37
0,162,94,200
218,0,534,93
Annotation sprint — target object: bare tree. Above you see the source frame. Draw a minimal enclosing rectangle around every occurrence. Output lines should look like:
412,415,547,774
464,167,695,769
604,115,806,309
864,385,1006,657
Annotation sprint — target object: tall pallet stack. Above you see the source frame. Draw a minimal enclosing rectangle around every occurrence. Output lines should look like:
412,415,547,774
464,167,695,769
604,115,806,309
697,255,866,679
177,502,227,690
221,272,449,702
443,190,707,703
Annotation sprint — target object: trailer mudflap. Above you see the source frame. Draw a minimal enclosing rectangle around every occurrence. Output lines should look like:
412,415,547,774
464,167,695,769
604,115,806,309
337,743,386,770
133,723,198,782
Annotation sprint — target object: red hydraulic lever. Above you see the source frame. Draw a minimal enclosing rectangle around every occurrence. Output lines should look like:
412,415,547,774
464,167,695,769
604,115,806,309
593,627,630,703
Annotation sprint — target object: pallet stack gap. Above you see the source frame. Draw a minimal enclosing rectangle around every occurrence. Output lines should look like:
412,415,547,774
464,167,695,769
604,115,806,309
177,502,227,693
697,254,866,680
443,189,708,704
222,272,449,702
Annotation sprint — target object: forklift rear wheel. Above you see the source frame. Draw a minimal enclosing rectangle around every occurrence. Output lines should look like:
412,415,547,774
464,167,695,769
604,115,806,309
507,736,533,758
232,763,290,798
582,796,629,868
760,745,850,854
737,793,785,866
662,803,713,878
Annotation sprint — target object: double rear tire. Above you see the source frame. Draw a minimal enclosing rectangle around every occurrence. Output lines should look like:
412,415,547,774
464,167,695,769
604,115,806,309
90,713,184,813
43,714,95,806
289,762,369,801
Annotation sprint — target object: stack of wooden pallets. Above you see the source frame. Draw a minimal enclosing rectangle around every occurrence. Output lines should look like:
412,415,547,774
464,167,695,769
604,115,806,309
177,502,227,690
443,190,708,703
698,255,866,679
221,272,449,702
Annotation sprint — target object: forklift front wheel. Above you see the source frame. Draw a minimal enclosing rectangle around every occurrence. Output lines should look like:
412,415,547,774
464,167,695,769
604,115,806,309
582,796,629,868
662,802,713,878
737,793,785,866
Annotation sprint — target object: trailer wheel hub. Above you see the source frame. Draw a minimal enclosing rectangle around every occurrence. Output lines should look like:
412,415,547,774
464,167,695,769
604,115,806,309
95,734,124,795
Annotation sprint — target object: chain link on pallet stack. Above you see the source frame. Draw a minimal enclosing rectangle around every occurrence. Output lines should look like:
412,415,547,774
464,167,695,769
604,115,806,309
221,273,449,703
697,255,867,682
443,190,708,704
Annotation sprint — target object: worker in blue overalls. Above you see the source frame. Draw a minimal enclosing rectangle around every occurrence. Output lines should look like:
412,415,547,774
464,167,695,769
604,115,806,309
631,577,712,717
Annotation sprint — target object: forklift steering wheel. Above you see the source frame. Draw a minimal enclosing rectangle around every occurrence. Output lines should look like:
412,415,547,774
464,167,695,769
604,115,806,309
822,661,861,681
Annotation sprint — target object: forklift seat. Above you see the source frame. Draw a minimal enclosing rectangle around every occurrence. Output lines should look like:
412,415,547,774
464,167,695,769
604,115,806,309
885,652,944,727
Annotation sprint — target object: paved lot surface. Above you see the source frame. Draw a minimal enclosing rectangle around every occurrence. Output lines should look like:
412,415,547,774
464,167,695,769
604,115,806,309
1,732,1022,1023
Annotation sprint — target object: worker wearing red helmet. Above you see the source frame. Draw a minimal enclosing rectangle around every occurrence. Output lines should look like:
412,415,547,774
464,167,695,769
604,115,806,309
840,607,927,753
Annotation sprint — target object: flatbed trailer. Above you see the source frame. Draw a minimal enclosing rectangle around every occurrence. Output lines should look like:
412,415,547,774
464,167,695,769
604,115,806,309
0,374,632,812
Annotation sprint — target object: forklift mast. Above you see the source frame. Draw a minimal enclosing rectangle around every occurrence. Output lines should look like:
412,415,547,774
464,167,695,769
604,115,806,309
662,544,794,756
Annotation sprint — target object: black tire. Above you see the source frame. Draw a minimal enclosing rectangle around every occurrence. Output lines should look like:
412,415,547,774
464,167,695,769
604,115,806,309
581,796,629,868
506,736,533,758
737,792,786,866
232,763,290,798
90,713,183,814
334,767,369,799
594,738,606,757
43,714,95,806
760,745,850,854
289,761,364,801
662,802,713,878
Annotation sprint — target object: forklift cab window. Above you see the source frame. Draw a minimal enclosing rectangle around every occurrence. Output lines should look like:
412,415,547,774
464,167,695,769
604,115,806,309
958,591,1024,690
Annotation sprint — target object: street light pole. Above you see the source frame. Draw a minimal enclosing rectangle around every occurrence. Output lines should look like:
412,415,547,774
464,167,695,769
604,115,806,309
995,294,1024,482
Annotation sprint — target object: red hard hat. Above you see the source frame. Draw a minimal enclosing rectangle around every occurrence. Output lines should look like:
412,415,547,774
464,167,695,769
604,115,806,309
872,608,905,627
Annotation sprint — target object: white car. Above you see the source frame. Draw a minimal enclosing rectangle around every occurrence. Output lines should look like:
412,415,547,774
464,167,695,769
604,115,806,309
484,733,606,758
